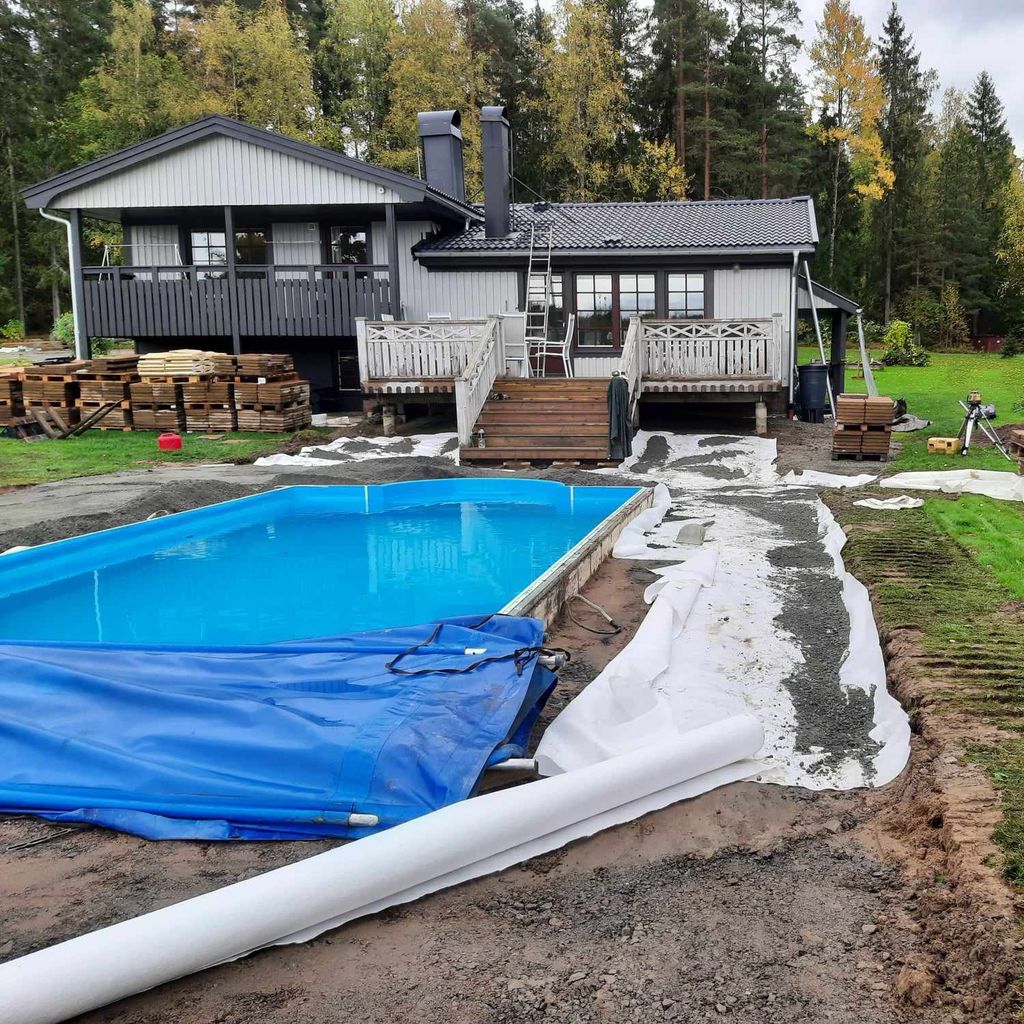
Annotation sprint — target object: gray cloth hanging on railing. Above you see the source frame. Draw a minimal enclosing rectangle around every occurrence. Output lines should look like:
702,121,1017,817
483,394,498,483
608,373,633,460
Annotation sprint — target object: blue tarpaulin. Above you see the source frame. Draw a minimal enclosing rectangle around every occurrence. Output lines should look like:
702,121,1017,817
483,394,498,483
0,615,555,840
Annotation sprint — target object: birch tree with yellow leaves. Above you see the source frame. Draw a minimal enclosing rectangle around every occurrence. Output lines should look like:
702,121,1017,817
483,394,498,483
809,0,893,277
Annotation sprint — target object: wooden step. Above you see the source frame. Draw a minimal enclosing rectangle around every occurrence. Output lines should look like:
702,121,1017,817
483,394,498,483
460,445,608,462
475,421,607,436
479,401,607,416
477,434,607,449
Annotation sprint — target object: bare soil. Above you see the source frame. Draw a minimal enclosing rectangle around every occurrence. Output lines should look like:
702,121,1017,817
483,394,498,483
0,422,1020,1023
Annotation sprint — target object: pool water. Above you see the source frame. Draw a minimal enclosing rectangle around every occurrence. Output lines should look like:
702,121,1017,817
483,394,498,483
0,480,641,645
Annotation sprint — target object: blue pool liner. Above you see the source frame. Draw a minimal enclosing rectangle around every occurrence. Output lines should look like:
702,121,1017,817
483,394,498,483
0,615,555,840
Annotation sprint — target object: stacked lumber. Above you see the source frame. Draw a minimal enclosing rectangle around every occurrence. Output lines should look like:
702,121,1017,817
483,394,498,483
137,349,235,378
232,354,309,431
75,360,140,431
1007,428,1024,475
832,394,894,461
0,368,24,425
129,379,184,431
22,362,88,426
182,379,236,431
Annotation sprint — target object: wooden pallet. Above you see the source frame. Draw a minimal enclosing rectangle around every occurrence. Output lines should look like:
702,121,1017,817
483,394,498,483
75,400,132,430
832,451,890,463
132,406,185,431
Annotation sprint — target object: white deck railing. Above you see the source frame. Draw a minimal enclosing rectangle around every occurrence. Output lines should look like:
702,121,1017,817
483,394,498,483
455,318,504,445
640,316,784,381
357,319,490,380
619,317,643,419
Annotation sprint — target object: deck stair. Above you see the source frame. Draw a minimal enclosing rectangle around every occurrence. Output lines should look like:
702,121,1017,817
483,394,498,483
460,378,611,465
524,222,554,376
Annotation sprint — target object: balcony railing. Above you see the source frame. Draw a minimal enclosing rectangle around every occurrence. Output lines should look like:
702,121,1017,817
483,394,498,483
81,264,392,339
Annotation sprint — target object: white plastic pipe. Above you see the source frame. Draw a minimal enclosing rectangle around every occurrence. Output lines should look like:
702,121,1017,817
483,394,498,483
0,715,763,1024
38,209,85,361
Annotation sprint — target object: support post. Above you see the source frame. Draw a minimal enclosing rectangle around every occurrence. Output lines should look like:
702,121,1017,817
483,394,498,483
223,205,241,356
755,400,767,436
801,260,835,415
384,204,401,318
830,310,847,397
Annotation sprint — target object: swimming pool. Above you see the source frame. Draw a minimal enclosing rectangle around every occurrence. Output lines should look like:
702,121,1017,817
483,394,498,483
0,479,645,645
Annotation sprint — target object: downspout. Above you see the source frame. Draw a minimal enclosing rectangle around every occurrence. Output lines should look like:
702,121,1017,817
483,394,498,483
39,208,85,360
789,250,799,400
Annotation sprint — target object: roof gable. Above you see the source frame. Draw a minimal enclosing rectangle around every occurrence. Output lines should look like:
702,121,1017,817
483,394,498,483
23,116,478,219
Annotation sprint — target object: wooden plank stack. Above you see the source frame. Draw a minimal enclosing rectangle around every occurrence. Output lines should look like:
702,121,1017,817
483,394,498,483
22,362,89,427
1007,428,1024,475
182,379,236,431
75,356,139,431
137,349,235,379
832,394,894,461
129,379,185,431
0,368,24,425
231,355,311,432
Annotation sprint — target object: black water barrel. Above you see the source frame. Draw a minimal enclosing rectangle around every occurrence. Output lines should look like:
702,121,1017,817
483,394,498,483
797,363,829,423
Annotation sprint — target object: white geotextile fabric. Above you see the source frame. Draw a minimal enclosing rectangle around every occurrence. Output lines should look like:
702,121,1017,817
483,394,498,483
539,430,911,791
881,468,1024,503
254,432,459,468
853,495,924,510
782,469,877,488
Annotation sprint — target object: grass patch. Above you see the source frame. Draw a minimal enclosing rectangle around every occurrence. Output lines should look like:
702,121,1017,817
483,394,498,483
0,430,329,487
799,347,1024,472
831,491,1024,883
925,495,1024,600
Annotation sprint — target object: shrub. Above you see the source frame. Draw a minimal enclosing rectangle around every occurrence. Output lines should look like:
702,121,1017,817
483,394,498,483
1001,332,1024,358
880,319,930,366
51,311,75,349
90,337,119,355
0,318,25,341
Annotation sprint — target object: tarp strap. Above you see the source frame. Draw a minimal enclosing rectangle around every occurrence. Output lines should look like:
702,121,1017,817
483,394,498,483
386,617,568,678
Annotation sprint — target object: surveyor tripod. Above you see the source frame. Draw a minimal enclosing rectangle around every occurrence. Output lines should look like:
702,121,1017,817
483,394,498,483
958,391,1011,459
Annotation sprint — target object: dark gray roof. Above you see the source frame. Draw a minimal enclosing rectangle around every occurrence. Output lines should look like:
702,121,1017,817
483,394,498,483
23,116,480,221
416,196,818,257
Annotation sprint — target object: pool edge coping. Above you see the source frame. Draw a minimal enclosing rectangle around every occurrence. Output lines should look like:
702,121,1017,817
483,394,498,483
500,486,655,625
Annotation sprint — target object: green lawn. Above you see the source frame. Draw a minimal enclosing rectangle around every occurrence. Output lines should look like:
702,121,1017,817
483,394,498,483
800,347,1024,472
0,430,325,487
925,494,1024,600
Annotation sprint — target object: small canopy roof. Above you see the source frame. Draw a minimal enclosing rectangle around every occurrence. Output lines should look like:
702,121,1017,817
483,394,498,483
798,278,860,315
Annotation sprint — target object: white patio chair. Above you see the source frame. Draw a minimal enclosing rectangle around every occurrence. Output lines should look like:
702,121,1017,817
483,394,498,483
529,314,575,378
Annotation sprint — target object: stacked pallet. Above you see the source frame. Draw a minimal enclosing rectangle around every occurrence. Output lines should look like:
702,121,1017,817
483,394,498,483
232,355,311,432
0,368,24,424
129,379,185,431
1008,428,1024,475
22,362,88,426
75,356,140,431
182,379,236,431
833,394,894,461
138,349,235,377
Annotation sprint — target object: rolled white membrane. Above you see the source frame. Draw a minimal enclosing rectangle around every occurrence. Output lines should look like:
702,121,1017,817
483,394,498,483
0,715,763,1024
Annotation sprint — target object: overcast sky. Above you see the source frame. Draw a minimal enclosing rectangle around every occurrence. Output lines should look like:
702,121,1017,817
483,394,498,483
795,0,1024,149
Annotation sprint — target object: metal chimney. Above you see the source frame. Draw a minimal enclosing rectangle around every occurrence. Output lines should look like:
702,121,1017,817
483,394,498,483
481,105,512,238
417,110,466,203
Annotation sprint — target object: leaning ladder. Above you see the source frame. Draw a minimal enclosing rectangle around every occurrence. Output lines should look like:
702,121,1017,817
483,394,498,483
524,222,554,377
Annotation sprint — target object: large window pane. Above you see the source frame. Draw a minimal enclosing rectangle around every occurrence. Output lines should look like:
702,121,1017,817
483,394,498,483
235,231,267,265
191,230,227,278
330,227,368,264
574,273,614,346
668,271,705,319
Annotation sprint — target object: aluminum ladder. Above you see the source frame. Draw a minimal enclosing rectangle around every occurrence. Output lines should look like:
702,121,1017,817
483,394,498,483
524,221,554,377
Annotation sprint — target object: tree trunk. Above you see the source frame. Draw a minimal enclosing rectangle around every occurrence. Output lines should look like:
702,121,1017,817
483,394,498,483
675,15,685,177
50,240,62,324
759,122,768,199
883,202,893,324
5,134,25,327
703,56,711,200
829,142,841,279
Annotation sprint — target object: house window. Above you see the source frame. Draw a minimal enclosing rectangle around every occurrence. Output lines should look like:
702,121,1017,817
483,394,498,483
575,273,615,347
330,227,369,264
619,273,657,338
235,231,268,265
191,231,227,274
667,273,706,319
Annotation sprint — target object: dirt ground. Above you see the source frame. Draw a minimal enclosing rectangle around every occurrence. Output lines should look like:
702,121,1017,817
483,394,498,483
0,424,1020,1023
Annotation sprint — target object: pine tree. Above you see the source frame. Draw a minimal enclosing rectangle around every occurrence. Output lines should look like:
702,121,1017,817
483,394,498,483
808,0,892,278
316,0,396,158
871,2,933,322
542,0,627,201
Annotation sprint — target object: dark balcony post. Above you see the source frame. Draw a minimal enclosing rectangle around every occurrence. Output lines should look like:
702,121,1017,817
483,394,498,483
223,205,241,355
385,203,401,317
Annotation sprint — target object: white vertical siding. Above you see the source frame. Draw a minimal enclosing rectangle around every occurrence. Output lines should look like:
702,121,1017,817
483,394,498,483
125,224,179,265
54,136,404,209
714,265,793,383
374,220,519,320
573,354,619,377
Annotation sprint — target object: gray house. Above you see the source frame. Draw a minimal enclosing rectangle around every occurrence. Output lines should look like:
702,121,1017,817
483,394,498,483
23,108,854,459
